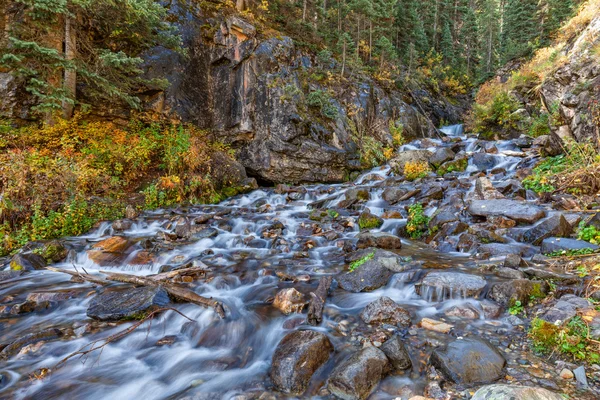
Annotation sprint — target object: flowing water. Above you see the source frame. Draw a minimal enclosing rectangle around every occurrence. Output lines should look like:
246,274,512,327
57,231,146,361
0,126,573,399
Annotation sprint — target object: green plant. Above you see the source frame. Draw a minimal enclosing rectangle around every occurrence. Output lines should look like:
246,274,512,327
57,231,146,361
307,89,338,119
327,209,339,219
404,160,431,181
577,222,600,244
437,157,467,176
509,300,524,315
529,317,600,362
389,120,405,147
406,203,430,239
546,248,597,257
528,113,551,137
349,251,375,272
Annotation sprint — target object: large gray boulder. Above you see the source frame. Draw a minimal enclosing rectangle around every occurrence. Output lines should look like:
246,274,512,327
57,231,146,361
338,249,409,292
417,272,487,300
467,200,545,224
522,214,572,246
356,232,402,250
389,150,432,174
541,237,599,254
380,335,412,370
471,384,563,400
87,287,170,321
270,330,333,395
328,346,390,400
430,338,506,385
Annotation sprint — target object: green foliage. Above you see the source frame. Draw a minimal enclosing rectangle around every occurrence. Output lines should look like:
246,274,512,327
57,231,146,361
1,0,181,114
522,155,566,193
349,119,387,169
577,222,600,245
437,157,467,176
509,300,524,315
358,213,383,230
404,160,431,181
546,248,597,258
470,91,523,135
0,115,243,255
349,250,375,272
528,113,551,137
389,120,405,147
307,90,338,119
529,317,600,363
406,203,429,239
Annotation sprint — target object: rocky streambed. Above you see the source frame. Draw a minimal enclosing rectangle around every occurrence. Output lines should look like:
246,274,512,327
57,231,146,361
1,125,599,399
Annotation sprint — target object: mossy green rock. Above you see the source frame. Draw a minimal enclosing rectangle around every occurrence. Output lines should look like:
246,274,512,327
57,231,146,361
10,253,47,271
437,157,468,176
358,210,383,230
40,240,68,263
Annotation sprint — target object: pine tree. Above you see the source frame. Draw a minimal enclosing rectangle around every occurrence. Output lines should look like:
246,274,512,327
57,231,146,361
0,0,180,118
501,0,538,62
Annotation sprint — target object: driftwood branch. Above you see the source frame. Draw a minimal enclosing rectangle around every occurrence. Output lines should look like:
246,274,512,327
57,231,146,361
46,267,225,318
307,276,332,326
149,265,208,282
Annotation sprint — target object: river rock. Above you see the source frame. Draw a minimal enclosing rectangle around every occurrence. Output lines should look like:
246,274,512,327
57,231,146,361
273,288,306,315
9,253,46,271
471,384,563,400
87,236,133,266
540,237,599,254
430,148,455,168
540,295,592,324
356,232,402,250
0,270,24,281
359,296,411,327
0,328,63,360
338,249,409,292
270,330,333,395
429,338,506,385
472,153,498,171
474,177,504,200
488,279,549,305
112,219,134,231
522,214,572,246
357,210,383,230
86,286,170,321
38,240,68,262
345,188,370,202
382,187,413,204
467,200,546,224
417,272,487,300
328,346,390,400
380,335,411,370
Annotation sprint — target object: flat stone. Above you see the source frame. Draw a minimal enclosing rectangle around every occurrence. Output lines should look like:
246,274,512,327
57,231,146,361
471,384,563,400
328,346,390,400
86,286,169,321
338,249,409,292
467,200,546,224
270,330,333,395
420,318,453,333
540,237,599,254
430,338,506,385
9,253,46,271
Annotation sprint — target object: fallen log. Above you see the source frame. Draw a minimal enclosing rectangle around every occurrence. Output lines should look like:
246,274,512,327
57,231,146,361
46,266,225,318
150,265,208,282
307,276,332,326
101,270,226,318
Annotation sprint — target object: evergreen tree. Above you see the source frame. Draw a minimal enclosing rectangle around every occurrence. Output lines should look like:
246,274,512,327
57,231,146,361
501,0,538,61
0,0,180,118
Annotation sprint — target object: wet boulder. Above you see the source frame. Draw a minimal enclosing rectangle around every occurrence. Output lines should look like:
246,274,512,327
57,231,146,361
437,156,468,175
522,214,572,246
270,330,333,395
473,177,504,200
429,338,505,385
356,232,402,250
345,188,370,202
359,296,411,327
471,384,563,400
488,279,549,305
540,237,598,254
540,295,592,324
87,236,133,266
380,335,412,370
273,288,306,315
467,200,545,224
430,148,455,169
0,270,23,282
389,150,432,174
86,286,170,321
338,249,409,292
328,346,390,400
417,272,487,300
10,253,46,271
0,328,63,360
472,153,498,171
112,219,134,232
357,210,383,230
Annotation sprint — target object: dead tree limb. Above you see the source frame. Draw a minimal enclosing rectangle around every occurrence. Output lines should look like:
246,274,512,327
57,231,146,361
46,266,108,286
101,270,226,318
307,276,332,326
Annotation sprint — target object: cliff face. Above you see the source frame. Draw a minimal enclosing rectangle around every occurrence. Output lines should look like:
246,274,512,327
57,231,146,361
540,15,600,144
142,3,464,184
0,2,466,185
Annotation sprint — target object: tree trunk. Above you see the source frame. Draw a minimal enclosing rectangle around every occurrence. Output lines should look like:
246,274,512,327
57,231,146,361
356,15,360,58
432,0,440,48
341,37,346,77
63,15,76,119
303,0,307,22
369,21,372,62
307,276,332,326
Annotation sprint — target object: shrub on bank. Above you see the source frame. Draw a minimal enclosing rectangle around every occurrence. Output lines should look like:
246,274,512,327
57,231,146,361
0,114,246,256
